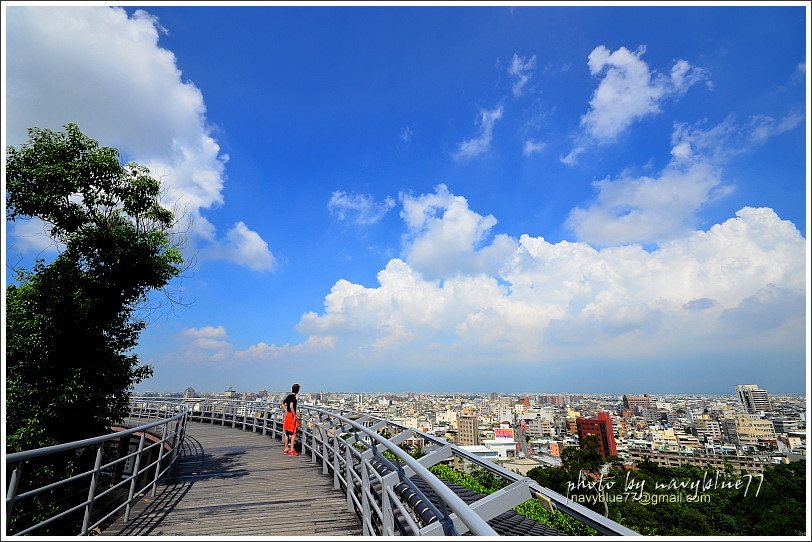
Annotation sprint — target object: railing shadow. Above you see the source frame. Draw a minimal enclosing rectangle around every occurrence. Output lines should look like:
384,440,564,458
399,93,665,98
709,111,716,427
106,433,249,535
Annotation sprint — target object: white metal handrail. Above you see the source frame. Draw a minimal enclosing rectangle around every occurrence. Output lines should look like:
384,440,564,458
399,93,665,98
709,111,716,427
6,396,639,536
161,397,637,536
337,406,640,536
5,400,189,536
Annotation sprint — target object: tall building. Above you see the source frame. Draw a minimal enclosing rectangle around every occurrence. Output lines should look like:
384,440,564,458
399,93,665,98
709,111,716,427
457,414,480,446
622,394,652,414
576,412,618,458
735,385,772,414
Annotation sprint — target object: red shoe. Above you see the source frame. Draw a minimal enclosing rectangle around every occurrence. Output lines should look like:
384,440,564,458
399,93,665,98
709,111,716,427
289,450,300,456
283,449,291,455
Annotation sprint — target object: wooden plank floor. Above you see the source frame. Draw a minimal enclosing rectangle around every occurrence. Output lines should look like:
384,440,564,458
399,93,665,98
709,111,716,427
104,420,362,536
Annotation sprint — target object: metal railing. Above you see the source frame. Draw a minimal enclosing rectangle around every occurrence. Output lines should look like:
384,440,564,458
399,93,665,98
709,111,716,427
5,400,189,536
168,397,493,535
166,397,637,536
5,396,638,536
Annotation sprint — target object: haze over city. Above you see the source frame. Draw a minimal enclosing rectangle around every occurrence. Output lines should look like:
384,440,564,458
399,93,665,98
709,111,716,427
4,3,809,394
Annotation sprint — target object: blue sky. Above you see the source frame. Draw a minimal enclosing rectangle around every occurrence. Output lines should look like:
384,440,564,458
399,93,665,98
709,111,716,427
3,3,809,395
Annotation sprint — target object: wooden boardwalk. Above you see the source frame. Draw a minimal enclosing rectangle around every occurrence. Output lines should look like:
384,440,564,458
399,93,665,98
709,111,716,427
104,420,362,536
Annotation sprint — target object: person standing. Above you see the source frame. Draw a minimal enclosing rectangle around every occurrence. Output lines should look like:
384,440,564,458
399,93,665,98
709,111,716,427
281,383,301,455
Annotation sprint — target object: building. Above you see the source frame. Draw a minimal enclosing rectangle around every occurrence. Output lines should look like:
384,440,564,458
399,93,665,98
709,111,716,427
457,414,481,446
527,416,556,438
564,417,579,436
622,394,653,414
694,418,724,444
628,448,772,475
638,408,662,425
482,424,518,459
454,445,499,472
539,394,568,406
576,412,618,457
722,417,740,445
500,457,544,476
771,417,801,435
735,384,772,414
732,414,776,447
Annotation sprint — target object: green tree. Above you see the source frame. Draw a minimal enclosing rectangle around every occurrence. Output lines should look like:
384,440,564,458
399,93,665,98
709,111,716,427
560,435,604,473
6,123,184,453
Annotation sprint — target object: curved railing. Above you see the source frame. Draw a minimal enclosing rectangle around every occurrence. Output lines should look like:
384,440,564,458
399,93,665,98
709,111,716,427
5,400,189,536
6,396,638,536
166,397,638,536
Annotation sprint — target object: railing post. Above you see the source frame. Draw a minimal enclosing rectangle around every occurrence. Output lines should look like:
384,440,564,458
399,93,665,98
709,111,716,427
321,421,329,475
180,412,189,457
333,430,341,489
381,471,396,535
168,417,181,465
300,413,308,455
81,444,105,535
360,458,371,536
345,441,353,511
150,423,168,498
124,432,147,521
310,416,317,464
6,461,23,520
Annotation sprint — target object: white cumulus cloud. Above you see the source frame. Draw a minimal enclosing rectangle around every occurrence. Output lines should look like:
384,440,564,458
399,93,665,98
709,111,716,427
292,188,804,370
399,184,517,280
563,45,708,164
179,325,333,364
565,161,732,246
5,6,274,271
582,45,708,141
180,326,232,362
217,222,276,271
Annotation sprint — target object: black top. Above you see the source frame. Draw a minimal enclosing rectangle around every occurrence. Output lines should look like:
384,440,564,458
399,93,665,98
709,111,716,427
282,393,297,414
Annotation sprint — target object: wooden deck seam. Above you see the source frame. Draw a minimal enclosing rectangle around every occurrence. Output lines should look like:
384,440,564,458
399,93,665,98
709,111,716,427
102,420,362,536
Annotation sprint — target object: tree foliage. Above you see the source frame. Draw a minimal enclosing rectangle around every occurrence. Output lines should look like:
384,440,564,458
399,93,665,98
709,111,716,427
6,124,183,453
560,434,606,472
427,464,597,536
527,459,807,536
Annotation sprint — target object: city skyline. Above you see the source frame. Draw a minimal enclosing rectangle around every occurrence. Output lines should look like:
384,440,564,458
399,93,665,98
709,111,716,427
3,3,810,395
151,385,805,398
